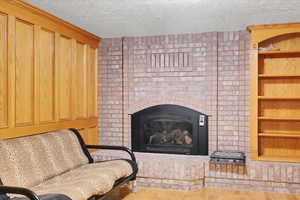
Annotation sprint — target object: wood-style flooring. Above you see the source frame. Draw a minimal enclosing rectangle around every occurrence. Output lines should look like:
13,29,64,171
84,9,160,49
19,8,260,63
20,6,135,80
106,186,300,200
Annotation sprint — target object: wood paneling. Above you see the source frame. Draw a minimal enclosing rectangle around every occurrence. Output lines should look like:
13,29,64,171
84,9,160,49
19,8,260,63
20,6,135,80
78,126,98,150
39,28,55,123
0,118,97,140
0,13,8,128
88,126,98,145
78,126,98,145
0,0,100,48
59,35,72,121
87,47,97,118
78,128,89,144
15,19,34,126
74,42,88,119
0,0,99,143
7,15,16,128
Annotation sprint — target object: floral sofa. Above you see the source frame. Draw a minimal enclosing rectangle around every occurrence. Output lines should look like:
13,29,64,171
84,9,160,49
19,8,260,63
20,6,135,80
0,129,138,200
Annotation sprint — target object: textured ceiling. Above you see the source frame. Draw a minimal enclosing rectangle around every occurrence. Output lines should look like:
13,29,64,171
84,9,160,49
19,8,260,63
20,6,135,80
25,0,300,38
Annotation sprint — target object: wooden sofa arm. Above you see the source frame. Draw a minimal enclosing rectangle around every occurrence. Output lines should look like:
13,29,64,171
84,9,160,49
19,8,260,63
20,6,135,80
0,185,40,200
86,145,136,162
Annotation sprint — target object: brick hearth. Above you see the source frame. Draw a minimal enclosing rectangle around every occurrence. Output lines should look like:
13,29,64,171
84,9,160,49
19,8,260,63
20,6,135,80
93,31,300,194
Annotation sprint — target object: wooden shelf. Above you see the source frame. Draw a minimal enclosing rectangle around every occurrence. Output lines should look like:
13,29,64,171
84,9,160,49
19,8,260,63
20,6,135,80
258,116,300,121
258,50,300,55
259,132,300,138
258,74,300,78
258,155,300,163
258,96,300,100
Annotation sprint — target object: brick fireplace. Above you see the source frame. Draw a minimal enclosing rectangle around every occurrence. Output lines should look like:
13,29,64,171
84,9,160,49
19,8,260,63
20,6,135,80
93,31,300,193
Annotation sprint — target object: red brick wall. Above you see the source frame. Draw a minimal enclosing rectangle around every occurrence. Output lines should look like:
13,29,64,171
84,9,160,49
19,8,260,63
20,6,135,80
99,31,249,154
96,31,300,193
217,31,250,153
99,38,123,145
123,32,219,154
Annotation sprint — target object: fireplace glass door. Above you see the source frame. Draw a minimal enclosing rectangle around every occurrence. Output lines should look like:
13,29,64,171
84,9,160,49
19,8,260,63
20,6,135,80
145,119,193,146
131,104,208,155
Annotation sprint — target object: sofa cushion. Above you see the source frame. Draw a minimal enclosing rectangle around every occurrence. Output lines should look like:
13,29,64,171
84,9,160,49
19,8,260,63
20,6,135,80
0,130,89,188
30,160,133,200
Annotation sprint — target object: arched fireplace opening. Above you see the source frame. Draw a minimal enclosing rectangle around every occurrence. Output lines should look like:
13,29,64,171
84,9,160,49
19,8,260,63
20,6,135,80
131,104,208,155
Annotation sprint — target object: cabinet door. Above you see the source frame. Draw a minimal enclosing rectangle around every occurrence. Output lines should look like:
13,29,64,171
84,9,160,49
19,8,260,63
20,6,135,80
59,35,72,121
74,42,88,119
39,28,55,123
0,13,8,128
87,47,97,118
15,19,34,126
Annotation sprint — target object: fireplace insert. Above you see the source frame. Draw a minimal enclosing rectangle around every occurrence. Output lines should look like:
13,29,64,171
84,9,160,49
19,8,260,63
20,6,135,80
131,104,208,155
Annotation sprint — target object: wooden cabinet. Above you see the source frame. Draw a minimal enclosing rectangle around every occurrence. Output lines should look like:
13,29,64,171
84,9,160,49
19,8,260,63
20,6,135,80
0,0,100,143
248,23,300,162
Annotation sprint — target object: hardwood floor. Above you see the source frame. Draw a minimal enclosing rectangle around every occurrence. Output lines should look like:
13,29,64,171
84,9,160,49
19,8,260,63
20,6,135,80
106,186,300,200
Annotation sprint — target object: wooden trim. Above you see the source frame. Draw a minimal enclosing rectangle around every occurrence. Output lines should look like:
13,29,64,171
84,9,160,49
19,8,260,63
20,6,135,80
94,48,98,116
250,48,258,160
6,0,100,41
247,22,300,32
0,117,98,140
54,32,60,122
0,0,101,48
0,1,99,144
258,50,300,55
7,15,15,128
258,155,300,163
34,24,40,125
0,13,8,129
259,133,300,138
71,38,77,120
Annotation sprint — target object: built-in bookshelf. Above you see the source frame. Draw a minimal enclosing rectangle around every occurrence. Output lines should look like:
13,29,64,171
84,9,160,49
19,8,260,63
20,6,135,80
248,23,300,162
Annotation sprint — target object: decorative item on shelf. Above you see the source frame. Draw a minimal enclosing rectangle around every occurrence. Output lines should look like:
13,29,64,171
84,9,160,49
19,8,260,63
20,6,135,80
258,44,280,52
210,151,245,164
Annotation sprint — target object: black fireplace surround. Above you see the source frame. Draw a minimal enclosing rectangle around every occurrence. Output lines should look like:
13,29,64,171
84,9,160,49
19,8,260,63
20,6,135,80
131,104,208,155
